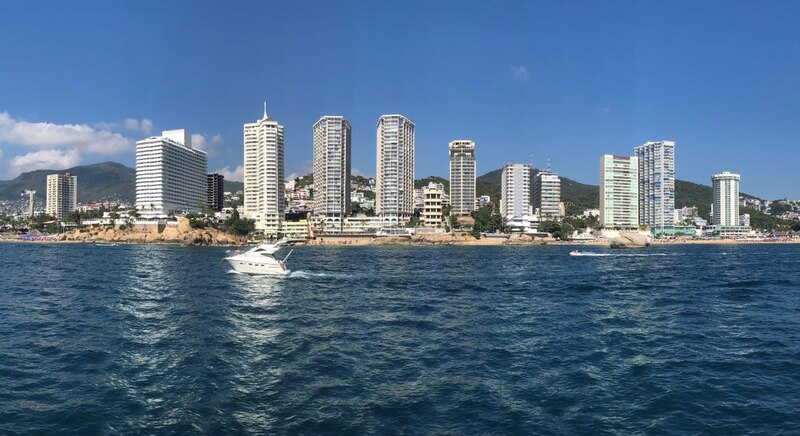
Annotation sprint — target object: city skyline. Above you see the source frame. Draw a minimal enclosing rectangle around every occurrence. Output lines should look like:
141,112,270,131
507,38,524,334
2,2,800,199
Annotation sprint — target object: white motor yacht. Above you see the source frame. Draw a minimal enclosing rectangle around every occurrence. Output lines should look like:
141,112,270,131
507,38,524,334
225,241,292,275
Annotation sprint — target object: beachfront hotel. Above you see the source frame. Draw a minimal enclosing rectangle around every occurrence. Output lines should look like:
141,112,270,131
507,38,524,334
712,171,741,226
500,163,531,223
635,141,675,232
532,169,561,218
313,116,352,232
135,129,208,217
243,103,285,236
448,140,476,216
45,173,77,219
600,155,639,230
375,114,415,223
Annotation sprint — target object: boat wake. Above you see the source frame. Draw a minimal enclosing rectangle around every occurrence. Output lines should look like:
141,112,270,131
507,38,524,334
572,252,669,257
289,270,356,279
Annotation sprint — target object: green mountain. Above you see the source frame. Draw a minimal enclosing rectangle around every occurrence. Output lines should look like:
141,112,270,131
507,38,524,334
0,162,135,203
474,168,598,210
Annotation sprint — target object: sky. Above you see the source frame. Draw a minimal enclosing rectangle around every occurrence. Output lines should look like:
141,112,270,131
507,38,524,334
1,1,799,198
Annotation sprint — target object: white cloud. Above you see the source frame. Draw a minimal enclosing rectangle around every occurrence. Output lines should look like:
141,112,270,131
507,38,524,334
7,148,81,175
286,172,300,182
0,148,3,160
123,118,154,134
510,65,530,82
215,165,243,182
0,111,132,155
191,133,223,153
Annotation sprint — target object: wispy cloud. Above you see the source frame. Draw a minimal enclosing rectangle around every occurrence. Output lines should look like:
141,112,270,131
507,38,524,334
214,164,243,182
192,133,223,154
599,107,611,114
123,118,154,134
510,65,530,82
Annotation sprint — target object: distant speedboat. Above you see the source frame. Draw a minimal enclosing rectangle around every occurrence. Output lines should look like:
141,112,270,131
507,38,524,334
225,241,292,275
570,250,581,256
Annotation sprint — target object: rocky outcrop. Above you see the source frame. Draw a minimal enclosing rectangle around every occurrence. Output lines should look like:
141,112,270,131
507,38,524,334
58,218,245,246
608,232,651,248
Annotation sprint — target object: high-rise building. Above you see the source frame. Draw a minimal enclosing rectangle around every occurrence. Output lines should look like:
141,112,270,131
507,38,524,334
500,163,531,221
313,116,352,231
375,114,415,222
243,103,285,236
46,173,77,219
600,155,639,230
533,169,561,218
207,173,224,212
712,171,740,226
135,129,208,216
635,141,675,232
422,182,444,227
448,140,476,216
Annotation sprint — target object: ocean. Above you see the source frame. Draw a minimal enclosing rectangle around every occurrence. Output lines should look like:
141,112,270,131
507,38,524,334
1,243,799,434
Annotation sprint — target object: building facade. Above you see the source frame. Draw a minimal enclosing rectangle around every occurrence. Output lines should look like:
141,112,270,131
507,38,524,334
135,129,208,217
46,173,77,219
375,114,415,223
712,171,740,226
422,182,444,227
600,155,639,230
635,141,675,232
207,173,224,212
532,169,561,218
243,104,285,236
448,140,476,216
313,116,352,231
500,163,531,222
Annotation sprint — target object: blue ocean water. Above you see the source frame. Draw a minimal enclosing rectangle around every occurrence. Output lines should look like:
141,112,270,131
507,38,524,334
1,243,799,434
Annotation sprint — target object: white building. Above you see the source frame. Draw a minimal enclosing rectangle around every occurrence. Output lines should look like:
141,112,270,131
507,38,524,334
422,182,444,227
476,195,491,209
243,103,285,236
135,129,207,217
533,169,561,218
313,116,352,231
46,173,77,219
635,141,675,232
600,155,639,230
712,171,740,226
449,140,476,216
375,114,415,223
501,163,531,222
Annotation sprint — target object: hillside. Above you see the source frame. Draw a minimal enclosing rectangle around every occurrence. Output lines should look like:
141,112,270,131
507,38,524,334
474,168,598,210
0,162,135,203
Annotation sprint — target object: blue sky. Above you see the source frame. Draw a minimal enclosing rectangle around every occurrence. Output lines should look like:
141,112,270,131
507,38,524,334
1,1,799,198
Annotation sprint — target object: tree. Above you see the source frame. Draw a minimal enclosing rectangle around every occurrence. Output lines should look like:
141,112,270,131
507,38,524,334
224,208,255,236
405,216,421,228
449,215,460,230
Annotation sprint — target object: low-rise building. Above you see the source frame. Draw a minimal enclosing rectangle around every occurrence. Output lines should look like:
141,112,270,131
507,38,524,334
422,182,444,227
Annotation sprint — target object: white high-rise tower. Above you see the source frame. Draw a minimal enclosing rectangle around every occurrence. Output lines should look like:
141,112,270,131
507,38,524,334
313,116,352,231
449,140,476,215
46,173,77,219
135,129,207,217
243,103,285,236
500,163,531,222
712,171,740,227
635,140,675,232
600,154,639,230
375,114,415,223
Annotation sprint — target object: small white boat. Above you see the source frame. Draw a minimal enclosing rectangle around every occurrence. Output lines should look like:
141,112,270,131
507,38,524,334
225,241,292,275
96,243,118,247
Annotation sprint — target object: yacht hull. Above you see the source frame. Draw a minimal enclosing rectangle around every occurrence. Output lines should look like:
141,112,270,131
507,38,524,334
225,257,289,275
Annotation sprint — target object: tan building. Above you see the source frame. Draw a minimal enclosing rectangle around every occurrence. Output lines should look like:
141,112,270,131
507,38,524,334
46,173,77,219
422,182,444,227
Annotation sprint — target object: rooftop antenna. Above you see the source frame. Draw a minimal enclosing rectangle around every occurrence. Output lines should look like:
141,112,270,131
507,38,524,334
263,101,267,118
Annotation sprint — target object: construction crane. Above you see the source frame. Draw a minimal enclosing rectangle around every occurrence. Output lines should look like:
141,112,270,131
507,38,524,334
21,190,35,217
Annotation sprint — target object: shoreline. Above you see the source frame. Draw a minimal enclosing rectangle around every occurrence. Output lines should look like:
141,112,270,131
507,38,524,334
3,235,799,247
